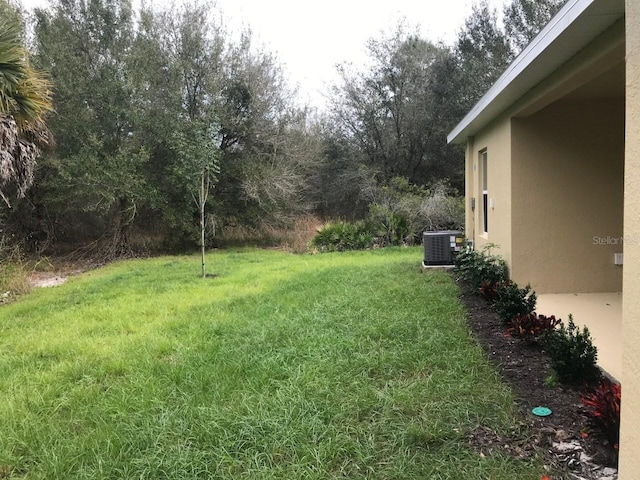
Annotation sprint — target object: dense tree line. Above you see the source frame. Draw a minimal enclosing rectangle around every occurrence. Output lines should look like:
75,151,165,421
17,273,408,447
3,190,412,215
1,0,323,256
318,0,565,220
0,0,565,256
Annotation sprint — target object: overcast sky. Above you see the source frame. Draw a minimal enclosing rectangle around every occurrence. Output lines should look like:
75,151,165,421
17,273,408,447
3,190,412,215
21,0,507,110
213,0,507,109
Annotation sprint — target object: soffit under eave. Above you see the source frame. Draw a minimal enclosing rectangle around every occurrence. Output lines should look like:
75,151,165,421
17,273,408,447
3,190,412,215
447,0,625,145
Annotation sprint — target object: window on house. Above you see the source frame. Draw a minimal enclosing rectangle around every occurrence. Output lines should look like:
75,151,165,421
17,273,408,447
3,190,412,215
481,150,488,234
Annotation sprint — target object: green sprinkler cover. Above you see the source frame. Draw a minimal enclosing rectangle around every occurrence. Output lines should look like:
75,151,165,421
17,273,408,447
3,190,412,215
532,406,552,417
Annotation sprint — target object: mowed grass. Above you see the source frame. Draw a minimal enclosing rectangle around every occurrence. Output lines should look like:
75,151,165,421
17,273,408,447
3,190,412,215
0,248,544,479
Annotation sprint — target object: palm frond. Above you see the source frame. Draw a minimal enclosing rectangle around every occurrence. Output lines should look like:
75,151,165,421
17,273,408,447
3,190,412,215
0,17,25,113
0,13,53,202
0,16,54,135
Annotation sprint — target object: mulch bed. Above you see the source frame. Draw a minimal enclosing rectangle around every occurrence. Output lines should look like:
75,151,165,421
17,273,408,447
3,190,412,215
455,276,619,476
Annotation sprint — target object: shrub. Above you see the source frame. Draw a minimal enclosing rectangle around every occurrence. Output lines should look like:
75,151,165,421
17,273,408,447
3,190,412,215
581,377,621,447
417,183,465,233
507,312,560,340
478,280,500,302
491,281,537,323
453,244,509,291
310,221,375,252
544,373,559,388
367,205,409,246
543,315,599,384
362,176,464,244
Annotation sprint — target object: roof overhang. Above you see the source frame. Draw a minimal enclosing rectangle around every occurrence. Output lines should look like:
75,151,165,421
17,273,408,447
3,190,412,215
447,0,625,144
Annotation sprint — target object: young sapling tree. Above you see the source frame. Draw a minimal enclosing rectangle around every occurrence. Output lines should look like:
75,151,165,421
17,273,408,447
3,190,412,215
172,118,220,277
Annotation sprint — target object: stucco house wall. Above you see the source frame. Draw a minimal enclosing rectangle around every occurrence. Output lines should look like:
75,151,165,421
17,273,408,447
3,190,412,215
619,0,640,475
462,19,625,294
450,0,639,474
510,98,624,293
464,117,513,266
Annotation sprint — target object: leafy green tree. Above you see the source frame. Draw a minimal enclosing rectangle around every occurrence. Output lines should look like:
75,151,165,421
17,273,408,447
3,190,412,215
504,0,567,54
0,0,22,28
454,0,567,113
171,118,220,277
124,2,225,249
2,0,328,254
307,117,368,220
157,1,224,121
28,0,152,256
239,108,322,225
130,3,311,239
214,30,318,228
329,24,464,189
455,0,513,111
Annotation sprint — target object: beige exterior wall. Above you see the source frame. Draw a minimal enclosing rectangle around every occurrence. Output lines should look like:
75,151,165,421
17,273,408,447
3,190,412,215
464,117,513,266
460,3,639,473
463,21,626,294
510,98,624,293
619,0,640,476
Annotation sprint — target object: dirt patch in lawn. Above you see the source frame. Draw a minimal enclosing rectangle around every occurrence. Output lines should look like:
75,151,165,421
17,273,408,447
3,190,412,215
457,278,619,479
28,259,101,289
29,272,70,288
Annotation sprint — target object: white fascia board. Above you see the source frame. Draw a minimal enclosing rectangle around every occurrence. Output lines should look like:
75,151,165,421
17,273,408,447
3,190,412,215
447,0,619,144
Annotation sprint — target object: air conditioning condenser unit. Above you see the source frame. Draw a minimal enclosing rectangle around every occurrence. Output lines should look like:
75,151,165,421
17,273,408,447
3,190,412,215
422,231,463,266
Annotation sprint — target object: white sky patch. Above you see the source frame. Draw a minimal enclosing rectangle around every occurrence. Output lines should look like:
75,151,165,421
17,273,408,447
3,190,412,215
214,0,507,109
21,0,507,110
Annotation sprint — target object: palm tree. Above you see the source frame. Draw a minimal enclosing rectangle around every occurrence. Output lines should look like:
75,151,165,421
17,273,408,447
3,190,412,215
0,13,53,206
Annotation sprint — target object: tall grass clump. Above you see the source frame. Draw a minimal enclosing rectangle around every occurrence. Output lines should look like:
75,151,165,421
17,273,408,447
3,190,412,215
217,215,322,252
0,244,32,302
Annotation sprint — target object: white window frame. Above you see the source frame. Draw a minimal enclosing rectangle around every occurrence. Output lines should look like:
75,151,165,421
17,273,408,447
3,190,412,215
481,150,488,234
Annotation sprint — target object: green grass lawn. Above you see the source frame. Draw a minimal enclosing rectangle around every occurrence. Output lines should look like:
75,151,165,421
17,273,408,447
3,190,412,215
0,247,546,479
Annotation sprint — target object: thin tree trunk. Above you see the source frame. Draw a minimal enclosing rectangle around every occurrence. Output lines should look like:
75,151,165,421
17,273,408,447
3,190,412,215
201,169,206,278
105,196,134,260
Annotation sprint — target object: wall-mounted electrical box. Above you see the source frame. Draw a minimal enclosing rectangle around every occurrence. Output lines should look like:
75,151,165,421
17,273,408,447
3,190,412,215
614,253,623,265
